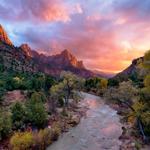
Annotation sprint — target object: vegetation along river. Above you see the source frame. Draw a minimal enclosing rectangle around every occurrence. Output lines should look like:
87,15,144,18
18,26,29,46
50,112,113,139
47,93,122,150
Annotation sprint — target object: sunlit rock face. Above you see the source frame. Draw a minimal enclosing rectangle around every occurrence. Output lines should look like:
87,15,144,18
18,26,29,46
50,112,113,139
29,48,94,78
0,24,95,78
0,25,37,73
20,44,32,58
0,24,12,45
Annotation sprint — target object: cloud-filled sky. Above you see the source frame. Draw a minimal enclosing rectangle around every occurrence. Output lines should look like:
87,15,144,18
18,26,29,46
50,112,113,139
0,0,150,73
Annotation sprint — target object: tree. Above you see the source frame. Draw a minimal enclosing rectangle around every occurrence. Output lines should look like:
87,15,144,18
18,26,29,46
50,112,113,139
49,71,84,110
60,71,83,106
104,81,137,109
0,111,12,140
108,78,119,87
116,81,137,106
30,91,47,103
143,50,150,70
128,102,145,124
49,82,64,112
11,102,26,129
45,75,56,91
30,73,46,91
26,93,48,127
144,75,150,87
100,79,108,89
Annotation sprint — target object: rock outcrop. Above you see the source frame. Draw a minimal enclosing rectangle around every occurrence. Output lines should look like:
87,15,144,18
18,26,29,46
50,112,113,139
114,57,144,80
0,24,97,78
0,42,37,73
0,24,12,45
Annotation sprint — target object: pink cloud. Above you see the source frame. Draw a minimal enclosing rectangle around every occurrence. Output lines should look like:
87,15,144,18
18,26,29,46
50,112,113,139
2,0,150,73
0,0,83,23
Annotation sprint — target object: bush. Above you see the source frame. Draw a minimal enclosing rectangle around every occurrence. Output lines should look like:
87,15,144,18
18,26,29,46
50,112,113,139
26,94,48,127
144,75,150,87
0,88,5,102
108,78,119,87
10,132,34,150
51,123,61,141
0,111,12,140
11,102,26,129
30,91,47,103
34,128,52,149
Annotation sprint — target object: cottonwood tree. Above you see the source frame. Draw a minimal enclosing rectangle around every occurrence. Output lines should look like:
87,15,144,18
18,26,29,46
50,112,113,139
49,71,84,111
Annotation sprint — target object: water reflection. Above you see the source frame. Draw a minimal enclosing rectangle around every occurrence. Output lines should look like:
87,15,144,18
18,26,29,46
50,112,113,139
47,93,122,150
101,123,120,136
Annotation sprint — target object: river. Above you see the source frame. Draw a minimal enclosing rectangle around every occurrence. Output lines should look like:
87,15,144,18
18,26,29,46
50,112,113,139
47,93,122,150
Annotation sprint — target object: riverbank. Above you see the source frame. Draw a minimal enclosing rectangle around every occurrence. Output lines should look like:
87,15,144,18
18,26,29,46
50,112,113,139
0,95,88,150
106,102,150,150
47,93,123,150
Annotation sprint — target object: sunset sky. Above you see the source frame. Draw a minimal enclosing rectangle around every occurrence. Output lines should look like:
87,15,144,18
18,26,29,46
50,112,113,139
0,0,150,73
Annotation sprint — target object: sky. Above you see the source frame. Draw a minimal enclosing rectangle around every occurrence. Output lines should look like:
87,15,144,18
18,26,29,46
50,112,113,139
0,0,150,73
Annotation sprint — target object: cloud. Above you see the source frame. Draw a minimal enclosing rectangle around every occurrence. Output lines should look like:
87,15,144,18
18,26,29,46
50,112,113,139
1,0,150,73
0,0,83,23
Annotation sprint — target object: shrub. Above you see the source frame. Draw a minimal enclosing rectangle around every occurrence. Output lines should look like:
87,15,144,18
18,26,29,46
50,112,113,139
26,95,48,127
0,111,12,140
34,128,52,149
10,131,34,150
11,102,26,129
51,123,61,141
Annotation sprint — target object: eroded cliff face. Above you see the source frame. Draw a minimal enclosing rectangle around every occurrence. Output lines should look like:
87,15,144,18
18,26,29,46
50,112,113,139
20,44,94,78
0,24,94,78
0,27,37,73
0,42,37,73
0,24,12,45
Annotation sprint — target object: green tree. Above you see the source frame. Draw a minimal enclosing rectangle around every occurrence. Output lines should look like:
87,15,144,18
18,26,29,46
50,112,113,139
30,91,47,103
104,81,137,108
144,75,150,87
49,71,84,111
108,78,119,87
60,71,83,106
26,93,48,127
45,75,56,91
0,111,12,140
49,82,64,112
30,73,46,91
11,102,26,129
143,50,150,70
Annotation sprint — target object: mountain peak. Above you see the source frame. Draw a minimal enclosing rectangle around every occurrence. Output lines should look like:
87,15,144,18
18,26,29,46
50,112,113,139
58,49,85,69
0,24,12,45
20,43,32,57
61,49,72,56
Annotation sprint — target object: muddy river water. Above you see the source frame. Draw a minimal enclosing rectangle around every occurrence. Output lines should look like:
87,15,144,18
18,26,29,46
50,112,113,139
47,93,122,150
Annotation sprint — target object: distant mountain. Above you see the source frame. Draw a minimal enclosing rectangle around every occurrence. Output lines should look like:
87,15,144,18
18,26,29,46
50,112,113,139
92,70,116,78
0,24,96,77
20,44,95,78
0,24,117,78
114,57,144,81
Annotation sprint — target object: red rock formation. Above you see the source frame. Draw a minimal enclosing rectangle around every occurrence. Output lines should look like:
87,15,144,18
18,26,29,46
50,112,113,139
0,24,96,78
20,43,32,57
0,24,12,45
19,44,94,77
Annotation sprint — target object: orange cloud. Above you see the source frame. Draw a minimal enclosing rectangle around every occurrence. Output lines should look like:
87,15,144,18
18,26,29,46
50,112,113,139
1,0,150,73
